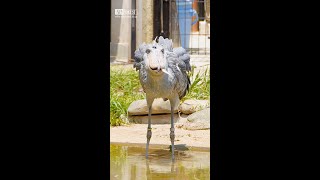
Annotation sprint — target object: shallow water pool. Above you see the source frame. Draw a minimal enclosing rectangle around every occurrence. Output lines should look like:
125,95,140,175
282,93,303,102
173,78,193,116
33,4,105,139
110,144,210,180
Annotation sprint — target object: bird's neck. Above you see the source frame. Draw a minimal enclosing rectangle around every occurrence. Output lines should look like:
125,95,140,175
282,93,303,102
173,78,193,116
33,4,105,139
147,73,165,83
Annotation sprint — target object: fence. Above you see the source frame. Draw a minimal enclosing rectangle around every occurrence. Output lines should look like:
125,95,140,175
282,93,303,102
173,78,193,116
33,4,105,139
154,0,210,55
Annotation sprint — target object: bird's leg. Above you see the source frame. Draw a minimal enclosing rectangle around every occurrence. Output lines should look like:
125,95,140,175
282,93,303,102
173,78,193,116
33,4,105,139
146,99,154,159
170,103,175,160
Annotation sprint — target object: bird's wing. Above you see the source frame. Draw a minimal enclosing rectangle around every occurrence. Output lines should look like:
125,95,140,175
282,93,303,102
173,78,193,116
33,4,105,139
173,47,191,72
133,43,148,71
167,48,191,100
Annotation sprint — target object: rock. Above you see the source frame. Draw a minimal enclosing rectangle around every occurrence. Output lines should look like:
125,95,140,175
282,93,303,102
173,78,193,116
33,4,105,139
182,108,210,130
128,99,178,116
128,114,180,124
179,100,210,115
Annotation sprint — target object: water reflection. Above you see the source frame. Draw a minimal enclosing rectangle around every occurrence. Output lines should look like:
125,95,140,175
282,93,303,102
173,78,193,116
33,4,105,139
110,144,210,180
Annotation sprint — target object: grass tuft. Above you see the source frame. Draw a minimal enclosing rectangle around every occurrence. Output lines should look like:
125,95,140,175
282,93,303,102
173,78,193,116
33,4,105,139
183,65,210,101
110,66,145,126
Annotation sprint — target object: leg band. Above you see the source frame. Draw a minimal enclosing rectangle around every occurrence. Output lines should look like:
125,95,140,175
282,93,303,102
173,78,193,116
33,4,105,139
170,128,175,140
147,129,152,139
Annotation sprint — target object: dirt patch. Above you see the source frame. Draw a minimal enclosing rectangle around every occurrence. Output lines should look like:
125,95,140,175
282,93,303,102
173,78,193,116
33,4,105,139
110,124,210,149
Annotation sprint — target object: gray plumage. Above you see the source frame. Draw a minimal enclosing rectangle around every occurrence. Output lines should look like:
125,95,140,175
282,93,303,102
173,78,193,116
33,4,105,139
133,36,191,160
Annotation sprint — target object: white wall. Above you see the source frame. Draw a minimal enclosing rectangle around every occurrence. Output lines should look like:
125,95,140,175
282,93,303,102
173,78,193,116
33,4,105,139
110,0,132,63
110,0,154,63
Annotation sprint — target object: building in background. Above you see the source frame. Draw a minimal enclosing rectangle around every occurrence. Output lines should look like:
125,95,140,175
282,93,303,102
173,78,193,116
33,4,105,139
110,0,210,64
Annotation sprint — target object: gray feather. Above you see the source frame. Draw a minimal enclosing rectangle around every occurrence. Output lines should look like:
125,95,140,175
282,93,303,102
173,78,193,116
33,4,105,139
133,43,149,71
158,36,173,52
173,47,191,71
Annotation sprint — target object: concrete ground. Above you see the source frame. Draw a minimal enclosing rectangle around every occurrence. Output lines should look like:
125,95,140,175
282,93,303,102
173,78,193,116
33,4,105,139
110,124,210,150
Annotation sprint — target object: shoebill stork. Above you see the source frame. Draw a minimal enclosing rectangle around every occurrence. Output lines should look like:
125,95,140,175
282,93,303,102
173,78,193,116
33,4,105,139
133,36,191,160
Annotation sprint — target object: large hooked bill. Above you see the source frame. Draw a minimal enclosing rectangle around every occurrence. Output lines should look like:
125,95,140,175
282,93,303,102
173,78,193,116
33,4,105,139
161,69,173,78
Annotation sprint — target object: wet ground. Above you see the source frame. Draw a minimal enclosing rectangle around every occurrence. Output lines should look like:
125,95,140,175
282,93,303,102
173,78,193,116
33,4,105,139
110,144,210,180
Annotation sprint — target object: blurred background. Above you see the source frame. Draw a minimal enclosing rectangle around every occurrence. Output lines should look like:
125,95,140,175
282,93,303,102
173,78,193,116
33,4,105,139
110,0,210,64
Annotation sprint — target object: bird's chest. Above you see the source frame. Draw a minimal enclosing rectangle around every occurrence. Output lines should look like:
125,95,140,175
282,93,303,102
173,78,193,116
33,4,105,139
144,76,175,97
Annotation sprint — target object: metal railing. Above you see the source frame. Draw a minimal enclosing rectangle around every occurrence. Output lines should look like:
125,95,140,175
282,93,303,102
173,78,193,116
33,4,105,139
170,0,210,55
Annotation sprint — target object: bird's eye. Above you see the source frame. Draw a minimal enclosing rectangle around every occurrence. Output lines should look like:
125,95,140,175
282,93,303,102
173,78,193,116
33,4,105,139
146,49,151,54
161,49,164,53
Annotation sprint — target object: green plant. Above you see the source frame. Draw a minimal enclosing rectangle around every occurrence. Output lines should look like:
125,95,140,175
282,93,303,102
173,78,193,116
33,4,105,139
183,65,210,101
110,66,145,126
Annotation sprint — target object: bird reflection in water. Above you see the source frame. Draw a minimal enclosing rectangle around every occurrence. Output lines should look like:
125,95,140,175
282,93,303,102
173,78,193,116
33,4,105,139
146,160,176,180
110,144,210,180
144,146,190,180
